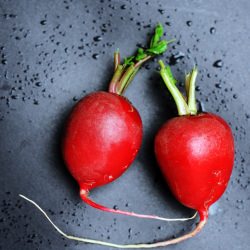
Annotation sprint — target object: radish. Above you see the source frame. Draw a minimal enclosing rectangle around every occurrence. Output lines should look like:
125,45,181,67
152,60,235,244
62,24,178,220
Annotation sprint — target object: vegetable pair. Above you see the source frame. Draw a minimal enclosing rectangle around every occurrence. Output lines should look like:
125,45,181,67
20,24,234,248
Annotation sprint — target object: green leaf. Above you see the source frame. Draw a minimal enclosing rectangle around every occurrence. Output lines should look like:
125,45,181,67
135,48,147,61
138,48,144,54
150,23,164,48
135,53,147,61
124,56,135,66
147,40,167,55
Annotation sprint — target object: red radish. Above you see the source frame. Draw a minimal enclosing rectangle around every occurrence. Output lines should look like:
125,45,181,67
152,60,235,245
62,24,177,220
63,91,142,192
155,113,234,220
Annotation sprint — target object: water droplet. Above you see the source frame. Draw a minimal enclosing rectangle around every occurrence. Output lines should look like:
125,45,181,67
1,59,7,65
40,20,47,25
93,36,102,42
213,60,223,68
33,99,39,105
215,83,222,89
195,85,201,91
92,53,99,59
120,4,127,9
158,9,165,14
11,95,18,99
35,82,42,87
210,27,216,34
113,205,118,210
4,14,17,19
108,175,113,180
186,21,192,27
169,52,185,65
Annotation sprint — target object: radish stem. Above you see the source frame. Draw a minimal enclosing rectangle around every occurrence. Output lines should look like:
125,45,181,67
19,194,204,249
159,60,190,116
159,61,199,116
117,55,152,95
108,65,125,93
114,49,120,71
187,67,198,115
185,72,191,99
108,24,174,95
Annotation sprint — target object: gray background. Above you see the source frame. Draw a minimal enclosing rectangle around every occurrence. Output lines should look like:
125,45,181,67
0,0,250,249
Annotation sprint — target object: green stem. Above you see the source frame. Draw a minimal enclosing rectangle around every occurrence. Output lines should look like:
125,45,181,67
134,55,151,68
116,64,136,95
108,65,125,93
159,60,190,116
185,72,191,99
114,49,120,72
187,67,198,115
117,55,152,95
108,24,173,95
120,67,140,95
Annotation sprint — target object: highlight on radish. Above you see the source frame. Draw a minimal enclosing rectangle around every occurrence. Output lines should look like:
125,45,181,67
61,24,178,220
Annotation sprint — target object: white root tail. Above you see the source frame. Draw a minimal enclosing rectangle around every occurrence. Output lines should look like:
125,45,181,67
19,194,202,249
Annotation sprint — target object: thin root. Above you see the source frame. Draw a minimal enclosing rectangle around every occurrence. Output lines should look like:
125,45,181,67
80,191,197,222
19,194,205,249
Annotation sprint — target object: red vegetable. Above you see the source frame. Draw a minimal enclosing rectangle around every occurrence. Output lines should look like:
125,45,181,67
153,61,234,245
155,113,234,219
63,91,142,193
62,25,175,219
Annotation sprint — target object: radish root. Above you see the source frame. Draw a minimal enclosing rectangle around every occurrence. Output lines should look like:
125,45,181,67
19,194,204,249
80,190,197,222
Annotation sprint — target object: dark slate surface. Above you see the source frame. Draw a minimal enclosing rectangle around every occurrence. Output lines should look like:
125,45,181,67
0,0,250,249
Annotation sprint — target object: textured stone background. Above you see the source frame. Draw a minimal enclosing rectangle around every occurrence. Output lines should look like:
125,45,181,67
0,0,250,249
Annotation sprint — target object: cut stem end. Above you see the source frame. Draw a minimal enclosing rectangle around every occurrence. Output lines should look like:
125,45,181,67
159,60,199,116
